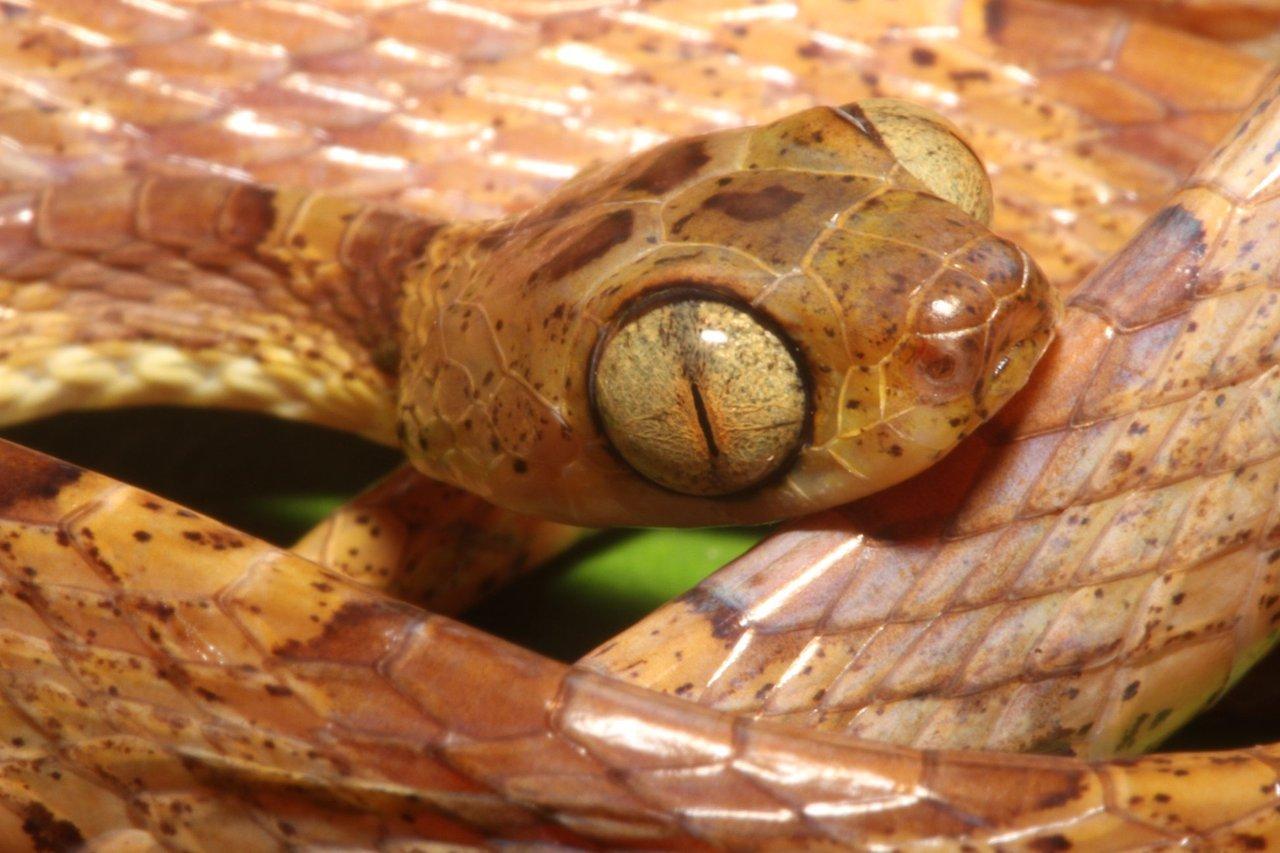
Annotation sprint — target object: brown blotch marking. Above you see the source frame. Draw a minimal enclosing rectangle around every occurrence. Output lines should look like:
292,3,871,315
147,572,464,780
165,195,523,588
155,662,191,690
1116,712,1149,752
836,103,886,147
1110,451,1133,473
681,587,744,641
194,686,222,703
219,184,277,249
1028,836,1072,852
910,47,937,66
383,219,441,288
1234,834,1268,850
539,208,634,283
625,140,711,194
984,0,1008,38
139,600,175,621
13,579,48,614
1026,725,1085,755
1073,204,1206,327
0,453,80,511
704,184,804,222
1034,771,1087,809
133,530,152,543
347,210,442,289
1123,680,1140,700
273,599,413,665
22,803,83,852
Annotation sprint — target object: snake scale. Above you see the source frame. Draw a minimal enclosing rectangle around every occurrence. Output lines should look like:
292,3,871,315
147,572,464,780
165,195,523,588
0,0,1278,849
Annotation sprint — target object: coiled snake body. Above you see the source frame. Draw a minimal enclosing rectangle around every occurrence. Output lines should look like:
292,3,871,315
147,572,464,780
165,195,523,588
0,0,1277,849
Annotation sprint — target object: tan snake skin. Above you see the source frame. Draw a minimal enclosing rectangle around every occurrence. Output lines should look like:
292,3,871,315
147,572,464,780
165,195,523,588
0,0,1279,849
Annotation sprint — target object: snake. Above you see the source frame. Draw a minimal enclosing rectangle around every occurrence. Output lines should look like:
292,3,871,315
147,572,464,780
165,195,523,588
0,0,1277,849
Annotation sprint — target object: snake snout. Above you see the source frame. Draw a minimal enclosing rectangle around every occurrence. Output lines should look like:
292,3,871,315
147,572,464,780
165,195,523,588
857,238,1057,466
906,238,1058,413
971,243,1060,416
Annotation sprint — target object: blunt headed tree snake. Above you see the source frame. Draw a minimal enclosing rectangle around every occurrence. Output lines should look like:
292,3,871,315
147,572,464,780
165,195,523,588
0,0,1277,849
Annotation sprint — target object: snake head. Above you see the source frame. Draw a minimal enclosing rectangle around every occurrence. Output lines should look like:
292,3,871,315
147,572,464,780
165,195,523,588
400,100,1060,526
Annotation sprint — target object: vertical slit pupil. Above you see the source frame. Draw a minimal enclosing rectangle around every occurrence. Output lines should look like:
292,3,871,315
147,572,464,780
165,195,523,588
688,381,719,458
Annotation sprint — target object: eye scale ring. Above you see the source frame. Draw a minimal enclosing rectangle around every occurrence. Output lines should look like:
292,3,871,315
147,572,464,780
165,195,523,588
590,291,809,497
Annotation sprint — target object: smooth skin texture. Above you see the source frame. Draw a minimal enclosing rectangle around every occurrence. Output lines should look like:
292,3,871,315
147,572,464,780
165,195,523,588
0,0,1280,845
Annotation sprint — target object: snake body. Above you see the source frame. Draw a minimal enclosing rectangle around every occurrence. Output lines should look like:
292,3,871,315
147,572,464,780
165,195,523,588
0,0,1278,849
0,408,1274,849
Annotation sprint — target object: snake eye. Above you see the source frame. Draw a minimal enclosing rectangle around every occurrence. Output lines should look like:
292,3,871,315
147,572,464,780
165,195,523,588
855,99,993,225
591,294,808,496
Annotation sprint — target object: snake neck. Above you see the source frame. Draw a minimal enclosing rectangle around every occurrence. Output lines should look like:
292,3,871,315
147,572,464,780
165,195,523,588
258,186,451,377
0,176,454,443
393,218,505,460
